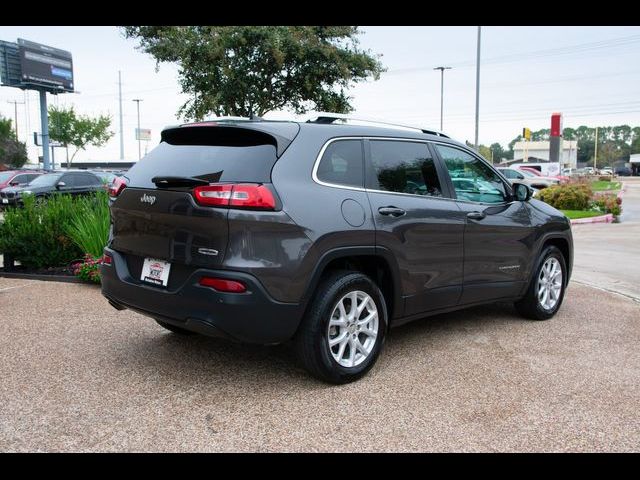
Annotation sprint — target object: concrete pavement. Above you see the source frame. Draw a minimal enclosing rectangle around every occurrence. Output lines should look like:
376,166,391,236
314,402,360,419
0,278,638,452
571,177,640,301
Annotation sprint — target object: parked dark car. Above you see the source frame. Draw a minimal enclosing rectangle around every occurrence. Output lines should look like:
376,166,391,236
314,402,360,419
614,166,632,176
101,116,573,383
0,170,104,207
0,170,43,192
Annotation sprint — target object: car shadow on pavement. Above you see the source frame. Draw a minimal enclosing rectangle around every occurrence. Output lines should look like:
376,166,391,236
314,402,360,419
112,301,522,389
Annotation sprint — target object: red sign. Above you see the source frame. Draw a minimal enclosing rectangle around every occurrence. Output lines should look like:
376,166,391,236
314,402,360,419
551,113,563,137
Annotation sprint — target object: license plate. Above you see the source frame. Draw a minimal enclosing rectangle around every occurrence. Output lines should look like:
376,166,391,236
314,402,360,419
140,257,171,287
1,198,8,204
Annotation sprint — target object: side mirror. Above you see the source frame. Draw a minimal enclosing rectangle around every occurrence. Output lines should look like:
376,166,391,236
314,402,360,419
513,182,533,202
9,181,19,186
56,181,67,190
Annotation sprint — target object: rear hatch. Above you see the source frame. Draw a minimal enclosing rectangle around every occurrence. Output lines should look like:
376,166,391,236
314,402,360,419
109,122,299,282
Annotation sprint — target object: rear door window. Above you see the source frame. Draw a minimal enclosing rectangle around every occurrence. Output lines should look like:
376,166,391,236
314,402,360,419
367,140,443,197
316,139,364,188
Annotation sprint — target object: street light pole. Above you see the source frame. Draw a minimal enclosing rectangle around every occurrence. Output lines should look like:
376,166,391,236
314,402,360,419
132,98,143,160
474,26,482,151
433,66,451,131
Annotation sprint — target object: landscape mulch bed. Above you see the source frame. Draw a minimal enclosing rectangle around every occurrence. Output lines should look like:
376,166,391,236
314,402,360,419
0,265,82,283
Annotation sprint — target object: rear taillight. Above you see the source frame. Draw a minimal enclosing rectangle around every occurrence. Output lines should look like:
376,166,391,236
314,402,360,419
109,177,127,197
193,183,275,210
199,276,247,293
102,253,113,266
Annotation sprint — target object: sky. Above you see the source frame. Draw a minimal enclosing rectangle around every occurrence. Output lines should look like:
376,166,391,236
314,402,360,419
1,25,639,164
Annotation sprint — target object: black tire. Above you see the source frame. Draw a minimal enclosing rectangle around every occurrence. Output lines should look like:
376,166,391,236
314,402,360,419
154,319,195,335
294,270,388,384
515,245,567,320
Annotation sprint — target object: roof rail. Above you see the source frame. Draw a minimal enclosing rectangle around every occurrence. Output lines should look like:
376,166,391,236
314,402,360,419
306,111,450,138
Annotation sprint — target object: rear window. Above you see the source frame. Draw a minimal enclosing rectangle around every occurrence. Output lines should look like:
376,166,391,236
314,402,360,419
125,127,279,188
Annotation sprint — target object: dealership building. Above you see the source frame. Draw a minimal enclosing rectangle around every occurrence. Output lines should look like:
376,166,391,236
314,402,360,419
512,140,578,170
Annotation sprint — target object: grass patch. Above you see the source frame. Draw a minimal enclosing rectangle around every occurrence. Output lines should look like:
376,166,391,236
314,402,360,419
591,180,621,192
561,210,605,220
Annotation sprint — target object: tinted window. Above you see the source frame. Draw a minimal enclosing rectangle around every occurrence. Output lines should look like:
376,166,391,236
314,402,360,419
29,173,63,187
436,145,507,204
316,140,363,188
60,174,77,187
126,140,278,189
368,140,442,197
80,174,102,186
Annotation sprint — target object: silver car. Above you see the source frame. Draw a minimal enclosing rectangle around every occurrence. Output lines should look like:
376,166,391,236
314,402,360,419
498,167,559,189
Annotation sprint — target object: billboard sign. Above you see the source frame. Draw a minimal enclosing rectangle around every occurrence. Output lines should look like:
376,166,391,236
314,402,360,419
136,128,152,141
18,38,74,92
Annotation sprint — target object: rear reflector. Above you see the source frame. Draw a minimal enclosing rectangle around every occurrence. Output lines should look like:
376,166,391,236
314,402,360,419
102,253,113,266
193,183,275,209
199,277,247,293
108,177,127,197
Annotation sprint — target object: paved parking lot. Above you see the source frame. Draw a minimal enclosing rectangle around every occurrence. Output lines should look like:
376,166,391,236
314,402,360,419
0,278,638,452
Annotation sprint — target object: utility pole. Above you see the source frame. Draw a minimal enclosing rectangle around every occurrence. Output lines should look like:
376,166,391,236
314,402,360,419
118,71,124,160
132,98,143,160
594,126,599,171
7,100,24,140
474,26,482,151
433,66,451,131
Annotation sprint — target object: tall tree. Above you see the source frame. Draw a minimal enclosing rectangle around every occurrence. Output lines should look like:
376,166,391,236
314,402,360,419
0,114,28,168
121,26,385,120
48,106,114,165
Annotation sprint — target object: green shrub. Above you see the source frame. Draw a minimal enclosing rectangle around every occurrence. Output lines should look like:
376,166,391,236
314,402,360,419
591,194,622,216
538,183,592,211
0,194,82,268
65,190,110,258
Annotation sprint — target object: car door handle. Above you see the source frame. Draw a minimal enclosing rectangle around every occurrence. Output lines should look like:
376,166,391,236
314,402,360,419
378,206,406,217
466,211,486,220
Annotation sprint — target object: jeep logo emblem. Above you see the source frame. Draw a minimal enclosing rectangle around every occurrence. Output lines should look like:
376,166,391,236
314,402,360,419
140,193,156,205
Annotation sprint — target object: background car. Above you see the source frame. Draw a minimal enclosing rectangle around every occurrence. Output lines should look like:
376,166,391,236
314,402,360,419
614,166,632,176
0,170,43,192
0,170,104,207
497,167,559,189
517,165,569,184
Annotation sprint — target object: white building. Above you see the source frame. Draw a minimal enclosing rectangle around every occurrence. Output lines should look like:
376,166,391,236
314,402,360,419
513,140,578,169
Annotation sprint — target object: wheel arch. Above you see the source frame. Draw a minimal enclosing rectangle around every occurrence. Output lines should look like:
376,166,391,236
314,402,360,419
299,246,403,322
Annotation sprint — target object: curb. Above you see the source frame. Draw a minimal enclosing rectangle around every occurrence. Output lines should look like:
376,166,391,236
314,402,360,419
570,213,614,225
0,271,84,283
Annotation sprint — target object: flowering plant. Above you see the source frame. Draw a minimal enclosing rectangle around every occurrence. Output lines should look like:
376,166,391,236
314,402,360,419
71,254,102,284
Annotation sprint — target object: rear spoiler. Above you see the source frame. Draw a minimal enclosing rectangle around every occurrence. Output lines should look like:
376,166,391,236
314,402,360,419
161,122,300,157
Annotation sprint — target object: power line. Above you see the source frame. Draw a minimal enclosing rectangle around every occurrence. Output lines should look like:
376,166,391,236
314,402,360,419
384,32,640,76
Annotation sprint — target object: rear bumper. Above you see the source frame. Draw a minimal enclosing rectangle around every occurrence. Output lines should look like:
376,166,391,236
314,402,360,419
100,247,304,344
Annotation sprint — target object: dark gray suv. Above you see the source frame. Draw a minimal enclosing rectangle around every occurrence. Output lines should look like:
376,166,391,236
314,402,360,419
101,116,573,383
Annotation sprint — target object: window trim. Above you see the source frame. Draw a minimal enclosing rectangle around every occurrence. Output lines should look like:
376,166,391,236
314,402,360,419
431,142,514,206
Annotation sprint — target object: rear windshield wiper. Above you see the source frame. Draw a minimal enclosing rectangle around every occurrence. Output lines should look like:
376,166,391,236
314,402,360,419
151,176,210,188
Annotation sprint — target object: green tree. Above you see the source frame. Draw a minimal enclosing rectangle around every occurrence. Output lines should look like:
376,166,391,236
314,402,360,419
48,106,113,165
0,115,12,140
121,26,385,120
489,142,507,163
0,114,28,168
